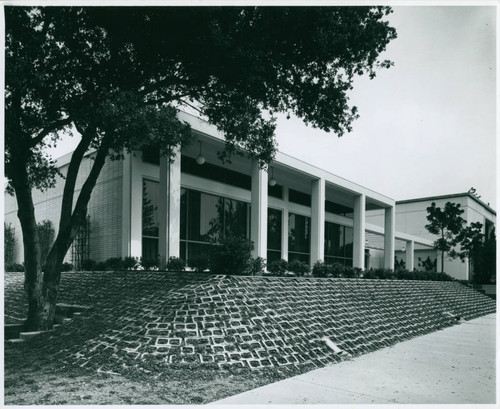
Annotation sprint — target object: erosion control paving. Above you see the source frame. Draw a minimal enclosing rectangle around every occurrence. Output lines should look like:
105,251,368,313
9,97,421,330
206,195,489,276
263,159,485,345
4,271,496,375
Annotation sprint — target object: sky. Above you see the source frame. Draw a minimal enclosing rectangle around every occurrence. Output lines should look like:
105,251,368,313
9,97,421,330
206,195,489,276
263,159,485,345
274,6,497,208
45,5,497,208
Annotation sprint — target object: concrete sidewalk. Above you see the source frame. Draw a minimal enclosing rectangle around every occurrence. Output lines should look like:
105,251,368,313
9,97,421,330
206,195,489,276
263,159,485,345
212,313,496,405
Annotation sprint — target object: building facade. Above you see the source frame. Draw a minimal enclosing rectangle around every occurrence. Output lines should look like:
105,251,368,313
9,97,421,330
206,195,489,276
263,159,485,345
6,111,438,271
367,193,496,280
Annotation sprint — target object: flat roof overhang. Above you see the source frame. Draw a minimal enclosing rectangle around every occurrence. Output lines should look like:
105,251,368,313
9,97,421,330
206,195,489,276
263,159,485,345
179,111,395,211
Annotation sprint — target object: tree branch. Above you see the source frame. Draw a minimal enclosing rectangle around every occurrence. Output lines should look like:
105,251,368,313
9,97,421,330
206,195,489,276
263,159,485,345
58,128,94,235
44,133,111,279
29,117,73,147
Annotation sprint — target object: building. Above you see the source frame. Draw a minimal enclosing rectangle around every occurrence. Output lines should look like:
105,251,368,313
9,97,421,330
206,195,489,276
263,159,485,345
6,111,458,273
367,193,496,280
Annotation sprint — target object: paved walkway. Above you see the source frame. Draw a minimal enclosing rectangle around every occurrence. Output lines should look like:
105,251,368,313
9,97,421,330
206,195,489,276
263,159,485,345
213,313,496,405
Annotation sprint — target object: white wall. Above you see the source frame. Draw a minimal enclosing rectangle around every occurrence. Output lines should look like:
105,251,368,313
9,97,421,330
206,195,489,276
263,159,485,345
4,155,124,264
367,195,496,280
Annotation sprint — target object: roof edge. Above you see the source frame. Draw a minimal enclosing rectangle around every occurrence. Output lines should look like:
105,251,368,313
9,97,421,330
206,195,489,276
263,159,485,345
397,193,496,216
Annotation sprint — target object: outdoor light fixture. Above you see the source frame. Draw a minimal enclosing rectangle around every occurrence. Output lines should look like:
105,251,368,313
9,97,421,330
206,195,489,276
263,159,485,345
269,166,277,187
196,141,205,165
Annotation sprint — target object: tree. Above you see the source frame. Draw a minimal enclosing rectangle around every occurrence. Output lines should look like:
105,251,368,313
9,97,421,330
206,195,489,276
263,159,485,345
425,202,466,273
473,228,496,284
452,223,496,284
5,6,397,330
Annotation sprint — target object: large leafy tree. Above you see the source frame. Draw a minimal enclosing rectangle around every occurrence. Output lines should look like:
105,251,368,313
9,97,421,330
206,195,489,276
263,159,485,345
5,6,397,330
425,202,466,273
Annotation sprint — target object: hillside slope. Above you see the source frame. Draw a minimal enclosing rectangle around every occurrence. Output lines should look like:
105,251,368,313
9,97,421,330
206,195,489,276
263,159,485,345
5,272,495,375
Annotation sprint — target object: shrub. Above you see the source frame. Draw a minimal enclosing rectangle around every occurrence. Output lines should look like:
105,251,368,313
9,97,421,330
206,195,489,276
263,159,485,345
287,259,309,276
104,257,124,271
167,256,185,271
122,256,138,270
395,268,415,280
61,262,74,272
247,257,266,276
5,263,24,272
312,261,329,278
80,259,97,271
363,268,395,279
95,261,107,271
140,256,159,271
189,255,210,273
267,259,288,276
342,265,359,278
210,235,254,275
327,262,345,277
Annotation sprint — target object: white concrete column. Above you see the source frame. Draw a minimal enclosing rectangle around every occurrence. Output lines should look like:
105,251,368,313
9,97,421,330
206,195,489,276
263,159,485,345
353,194,366,269
310,178,325,266
384,206,395,269
129,154,143,258
281,187,289,261
159,148,181,267
121,152,132,257
405,240,415,271
251,159,268,258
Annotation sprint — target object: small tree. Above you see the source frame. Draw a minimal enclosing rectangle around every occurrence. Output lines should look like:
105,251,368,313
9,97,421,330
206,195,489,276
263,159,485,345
425,202,465,273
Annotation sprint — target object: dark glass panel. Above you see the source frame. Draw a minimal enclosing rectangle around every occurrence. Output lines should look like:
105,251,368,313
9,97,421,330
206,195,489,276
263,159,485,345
142,179,159,237
288,213,310,254
268,184,283,199
224,199,248,238
343,226,354,259
187,242,212,261
267,208,282,251
288,252,310,265
289,189,311,207
267,250,282,263
180,188,187,240
142,238,159,263
181,155,251,190
325,200,353,215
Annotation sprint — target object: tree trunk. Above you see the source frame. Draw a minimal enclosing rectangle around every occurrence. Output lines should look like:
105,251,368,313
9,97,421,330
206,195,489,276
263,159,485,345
11,165,57,331
441,250,444,273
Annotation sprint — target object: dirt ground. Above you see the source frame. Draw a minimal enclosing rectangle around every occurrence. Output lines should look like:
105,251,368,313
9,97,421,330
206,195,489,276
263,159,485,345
4,345,281,405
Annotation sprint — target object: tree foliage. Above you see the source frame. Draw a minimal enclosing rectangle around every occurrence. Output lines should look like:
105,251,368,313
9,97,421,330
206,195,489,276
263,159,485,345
5,6,397,330
453,224,496,284
425,202,466,273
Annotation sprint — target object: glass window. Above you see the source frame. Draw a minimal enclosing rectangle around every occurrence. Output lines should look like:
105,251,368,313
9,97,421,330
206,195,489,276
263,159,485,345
288,213,310,264
325,200,353,216
142,179,160,263
143,179,159,237
180,188,249,266
267,208,282,262
289,189,311,207
268,184,283,200
268,208,282,252
324,221,353,266
181,155,251,190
